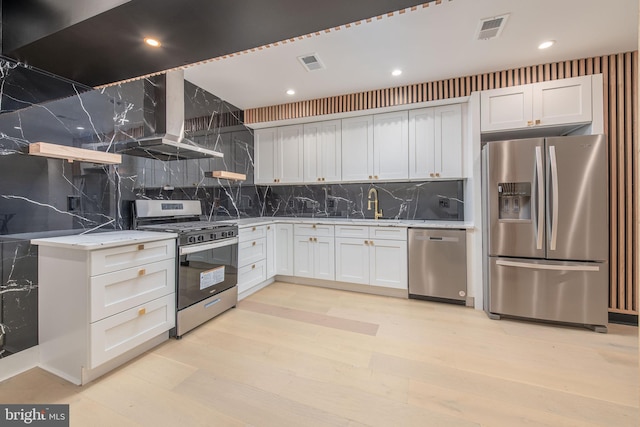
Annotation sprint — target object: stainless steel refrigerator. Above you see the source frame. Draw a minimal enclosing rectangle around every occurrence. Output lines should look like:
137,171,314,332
482,135,608,332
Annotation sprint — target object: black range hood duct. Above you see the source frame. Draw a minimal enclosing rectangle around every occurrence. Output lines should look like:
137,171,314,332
115,70,223,161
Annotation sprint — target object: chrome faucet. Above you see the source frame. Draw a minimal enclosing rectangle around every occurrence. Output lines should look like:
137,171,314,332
367,188,383,220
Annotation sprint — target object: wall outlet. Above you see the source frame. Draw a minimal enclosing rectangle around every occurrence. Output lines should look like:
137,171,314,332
439,199,450,208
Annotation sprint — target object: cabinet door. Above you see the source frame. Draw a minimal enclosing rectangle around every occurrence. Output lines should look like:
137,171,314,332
408,108,435,179
278,125,304,184
335,238,369,285
435,104,462,178
480,85,533,132
533,76,592,127
341,116,374,181
294,236,314,278
369,239,407,289
303,122,322,183
373,111,409,180
313,237,335,281
320,120,342,182
265,224,276,279
275,224,294,276
255,128,277,184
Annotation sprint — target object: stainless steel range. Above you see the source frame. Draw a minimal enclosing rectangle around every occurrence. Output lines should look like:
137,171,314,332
134,200,238,338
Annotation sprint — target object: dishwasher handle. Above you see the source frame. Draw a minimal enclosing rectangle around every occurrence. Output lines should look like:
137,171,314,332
414,235,460,243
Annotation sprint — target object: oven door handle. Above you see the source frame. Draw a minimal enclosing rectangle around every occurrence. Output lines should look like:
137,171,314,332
179,237,239,255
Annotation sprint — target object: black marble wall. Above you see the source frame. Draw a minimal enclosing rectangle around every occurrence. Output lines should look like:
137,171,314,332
0,56,464,360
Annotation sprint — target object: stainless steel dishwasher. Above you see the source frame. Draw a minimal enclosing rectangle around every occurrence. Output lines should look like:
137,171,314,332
408,228,467,304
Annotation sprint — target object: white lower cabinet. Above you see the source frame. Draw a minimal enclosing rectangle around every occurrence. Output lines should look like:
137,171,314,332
238,225,268,294
35,234,177,385
293,224,335,280
275,223,294,275
266,224,276,279
335,225,407,290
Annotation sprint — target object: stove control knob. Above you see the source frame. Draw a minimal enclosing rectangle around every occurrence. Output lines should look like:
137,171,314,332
197,235,205,242
187,236,196,244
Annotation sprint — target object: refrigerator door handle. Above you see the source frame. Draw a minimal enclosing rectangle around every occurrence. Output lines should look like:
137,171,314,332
496,259,600,272
549,145,559,251
535,146,544,250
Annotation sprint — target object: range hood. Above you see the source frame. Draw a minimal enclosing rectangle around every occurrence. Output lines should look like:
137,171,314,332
115,70,223,161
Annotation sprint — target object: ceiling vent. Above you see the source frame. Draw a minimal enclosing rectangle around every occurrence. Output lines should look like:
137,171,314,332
298,53,325,71
476,14,509,40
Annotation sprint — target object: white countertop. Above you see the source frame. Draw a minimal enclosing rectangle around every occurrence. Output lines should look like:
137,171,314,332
221,217,473,229
31,230,178,250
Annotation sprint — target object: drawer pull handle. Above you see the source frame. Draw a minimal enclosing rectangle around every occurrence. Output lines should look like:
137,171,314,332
137,244,145,250
138,269,146,276
252,241,256,246
138,308,146,316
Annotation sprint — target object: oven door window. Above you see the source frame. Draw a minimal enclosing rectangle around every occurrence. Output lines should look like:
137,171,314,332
178,243,238,310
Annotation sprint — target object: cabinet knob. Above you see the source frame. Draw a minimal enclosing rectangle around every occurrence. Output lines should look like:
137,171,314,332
309,237,313,241
314,237,318,242
137,244,145,250
430,173,435,177
252,264,256,269
527,120,534,126
138,308,146,316
138,269,146,276
252,227,256,231
369,240,374,245
267,226,271,230
312,224,316,229
364,240,369,245
369,175,373,179
274,179,277,183
436,173,440,177
252,241,256,246
535,119,541,125
322,178,325,182
374,175,379,180
317,178,321,181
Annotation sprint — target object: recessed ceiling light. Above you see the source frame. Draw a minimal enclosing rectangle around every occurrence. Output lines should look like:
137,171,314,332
144,37,161,47
392,69,403,77
286,89,296,95
538,40,555,50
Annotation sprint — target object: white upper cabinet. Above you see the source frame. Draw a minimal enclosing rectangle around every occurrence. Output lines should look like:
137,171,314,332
254,128,277,184
373,111,409,180
481,75,592,132
533,76,592,127
303,120,342,183
341,115,374,181
409,104,462,179
255,125,304,184
341,112,408,182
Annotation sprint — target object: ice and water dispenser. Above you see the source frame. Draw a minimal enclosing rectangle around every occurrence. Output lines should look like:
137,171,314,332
498,182,531,220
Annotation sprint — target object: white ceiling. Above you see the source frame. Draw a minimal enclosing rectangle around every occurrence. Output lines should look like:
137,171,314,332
184,0,638,111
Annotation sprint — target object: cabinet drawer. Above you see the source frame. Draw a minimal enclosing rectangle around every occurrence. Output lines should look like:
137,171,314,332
90,259,176,322
238,238,267,267
239,225,267,242
238,259,267,293
370,227,407,241
90,239,175,275
89,293,175,369
335,225,369,238
294,224,334,237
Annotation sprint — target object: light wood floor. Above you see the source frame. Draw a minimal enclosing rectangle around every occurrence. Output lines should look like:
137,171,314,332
1,282,638,426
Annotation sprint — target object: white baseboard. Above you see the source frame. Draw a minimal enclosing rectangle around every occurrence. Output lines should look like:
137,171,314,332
238,277,275,301
0,345,39,383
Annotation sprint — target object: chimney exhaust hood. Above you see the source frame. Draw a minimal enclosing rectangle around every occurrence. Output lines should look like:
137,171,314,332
114,70,223,161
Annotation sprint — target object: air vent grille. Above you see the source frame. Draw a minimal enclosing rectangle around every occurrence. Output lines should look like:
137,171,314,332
298,53,325,71
476,14,509,40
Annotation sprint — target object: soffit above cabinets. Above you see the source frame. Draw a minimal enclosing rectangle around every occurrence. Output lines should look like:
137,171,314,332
2,0,430,87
